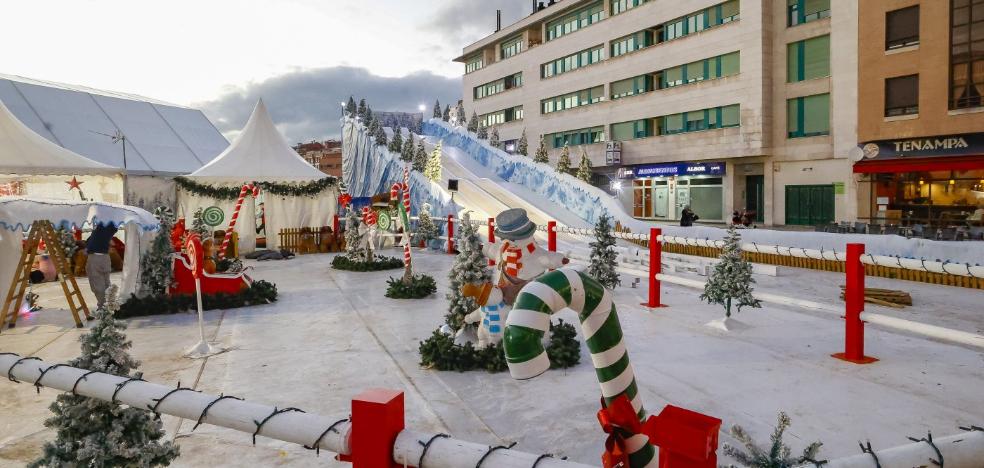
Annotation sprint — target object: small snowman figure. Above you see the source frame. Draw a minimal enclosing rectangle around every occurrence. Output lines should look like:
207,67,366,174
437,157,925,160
460,282,507,349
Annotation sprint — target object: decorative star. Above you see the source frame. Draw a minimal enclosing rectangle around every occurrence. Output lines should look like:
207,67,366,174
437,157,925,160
66,176,84,191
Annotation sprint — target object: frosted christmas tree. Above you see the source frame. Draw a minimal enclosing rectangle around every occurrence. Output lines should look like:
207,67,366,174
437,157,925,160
413,203,438,248
138,207,176,297
556,144,572,174
401,133,415,162
388,126,403,153
357,98,367,120
723,411,823,467
442,105,450,122
345,209,367,262
489,126,500,148
345,96,356,116
517,129,528,156
413,140,427,172
191,207,210,239
477,124,488,140
30,285,180,468
587,213,620,289
433,100,442,119
468,112,479,133
700,225,761,330
576,147,592,182
533,136,549,164
424,141,443,182
445,212,491,331
455,102,466,126
373,121,387,147
364,105,373,123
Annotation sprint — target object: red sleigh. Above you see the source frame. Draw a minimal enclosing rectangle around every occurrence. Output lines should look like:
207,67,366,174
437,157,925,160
169,253,250,296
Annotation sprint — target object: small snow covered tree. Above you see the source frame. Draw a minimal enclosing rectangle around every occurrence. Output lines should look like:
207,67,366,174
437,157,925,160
30,285,180,468
345,96,357,116
556,144,572,174
138,207,176,297
700,225,761,318
401,133,415,162
191,207,210,239
723,412,823,468
477,124,488,140
517,129,528,156
433,100,442,119
364,105,373,124
374,122,388,147
357,99,367,120
413,140,427,172
414,203,438,247
424,141,443,182
455,102,466,126
576,147,592,182
345,209,367,262
587,213,620,289
533,135,549,163
468,112,479,133
445,212,491,330
388,127,403,153
442,105,451,122
489,126,500,148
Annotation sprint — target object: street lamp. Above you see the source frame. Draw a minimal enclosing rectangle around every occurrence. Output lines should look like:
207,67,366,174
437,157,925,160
418,104,426,113
340,101,347,118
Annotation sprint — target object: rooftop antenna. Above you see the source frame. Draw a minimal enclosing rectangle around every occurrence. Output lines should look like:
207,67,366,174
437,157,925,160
496,9,502,32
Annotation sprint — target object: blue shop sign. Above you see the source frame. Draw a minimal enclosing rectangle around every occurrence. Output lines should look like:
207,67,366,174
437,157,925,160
621,162,726,179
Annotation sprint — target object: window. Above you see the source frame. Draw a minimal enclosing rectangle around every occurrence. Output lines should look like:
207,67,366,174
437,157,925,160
886,6,919,50
465,55,483,74
611,0,646,15
611,119,653,140
541,86,604,114
611,75,654,99
548,127,606,148
660,105,740,135
658,1,739,44
658,51,739,89
473,73,523,100
787,35,830,82
542,45,604,78
885,75,919,116
611,30,654,57
479,106,524,128
787,94,830,138
546,2,604,41
501,36,523,59
787,0,830,27
950,0,984,109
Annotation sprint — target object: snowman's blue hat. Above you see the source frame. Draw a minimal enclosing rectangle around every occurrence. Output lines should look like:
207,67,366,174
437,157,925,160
494,208,537,240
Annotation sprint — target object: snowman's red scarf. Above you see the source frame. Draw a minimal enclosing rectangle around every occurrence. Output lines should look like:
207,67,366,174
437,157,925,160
499,240,537,278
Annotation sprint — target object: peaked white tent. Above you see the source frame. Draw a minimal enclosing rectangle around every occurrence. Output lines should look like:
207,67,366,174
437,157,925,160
178,100,338,252
0,99,124,202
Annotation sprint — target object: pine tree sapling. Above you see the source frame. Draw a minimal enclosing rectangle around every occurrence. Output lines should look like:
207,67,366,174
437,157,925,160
468,112,479,133
364,105,373,123
442,104,451,122
517,129,529,156
723,411,822,468
414,203,438,247
576,147,593,182
401,133,415,162
489,126,500,148
413,140,428,172
345,209,366,262
533,136,549,164
700,225,762,319
455,102,466,126
556,144,572,174
357,98,367,120
445,212,491,331
477,124,488,140
587,213,620,289
345,96,357,116
374,122,388,147
191,207,210,239
138,208,176,297
31,285,180,468
433,99,442,119
424,141,443,182
388,126,403,153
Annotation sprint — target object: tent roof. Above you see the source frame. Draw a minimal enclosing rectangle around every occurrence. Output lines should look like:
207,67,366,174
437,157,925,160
0,197,159,232
0,99,118,176
187,100,326,182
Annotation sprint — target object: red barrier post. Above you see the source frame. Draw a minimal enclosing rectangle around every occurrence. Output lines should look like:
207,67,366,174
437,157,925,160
547,221,557,252
488,217,496,266
447,215,454,254
332,214,339,234
641,228,667,308
338,389,404,467
833,243,877,364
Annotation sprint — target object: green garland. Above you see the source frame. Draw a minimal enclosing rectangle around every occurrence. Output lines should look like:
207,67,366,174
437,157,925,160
418,320,580,373
117,280,278,319
331,255,404,271
385,274,437,299
173,176,338,200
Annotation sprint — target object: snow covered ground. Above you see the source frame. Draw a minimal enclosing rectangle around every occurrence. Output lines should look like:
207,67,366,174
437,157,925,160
1,251,982,466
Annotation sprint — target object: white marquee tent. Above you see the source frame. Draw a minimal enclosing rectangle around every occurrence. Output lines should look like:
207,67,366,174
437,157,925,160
0,99,124,202
178,100,338,252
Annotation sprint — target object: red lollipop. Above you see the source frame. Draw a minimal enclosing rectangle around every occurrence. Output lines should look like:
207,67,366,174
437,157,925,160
186,234,204,279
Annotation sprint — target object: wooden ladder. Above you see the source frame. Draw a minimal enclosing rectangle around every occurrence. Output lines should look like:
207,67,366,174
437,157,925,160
0,221,91,332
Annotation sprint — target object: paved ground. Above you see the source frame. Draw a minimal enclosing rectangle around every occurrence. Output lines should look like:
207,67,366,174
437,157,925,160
0,251,982,467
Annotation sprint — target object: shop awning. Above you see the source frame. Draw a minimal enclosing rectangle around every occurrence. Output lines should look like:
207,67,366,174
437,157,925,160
853,155,984,174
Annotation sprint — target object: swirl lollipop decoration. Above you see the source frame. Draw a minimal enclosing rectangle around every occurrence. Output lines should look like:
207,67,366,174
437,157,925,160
201,206,225,227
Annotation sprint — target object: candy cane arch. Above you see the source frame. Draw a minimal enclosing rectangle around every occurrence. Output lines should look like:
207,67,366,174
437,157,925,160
390,167,412,270
218,184,260,260
503,268,656,467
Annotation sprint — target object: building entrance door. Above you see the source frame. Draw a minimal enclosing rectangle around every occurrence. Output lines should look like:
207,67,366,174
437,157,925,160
653,185,670,218
675,186,690,219
785,185,834,225
745,175,765,222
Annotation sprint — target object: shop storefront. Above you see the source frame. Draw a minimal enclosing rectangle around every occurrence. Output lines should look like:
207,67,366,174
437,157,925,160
620,161,726,221
854,133,984,228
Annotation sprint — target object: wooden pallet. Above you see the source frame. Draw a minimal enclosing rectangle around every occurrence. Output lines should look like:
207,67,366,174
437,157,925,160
0,221,91,331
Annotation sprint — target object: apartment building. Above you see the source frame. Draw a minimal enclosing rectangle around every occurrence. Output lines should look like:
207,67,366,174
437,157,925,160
456,0,855,226
294,140,343,177
854,0,984,231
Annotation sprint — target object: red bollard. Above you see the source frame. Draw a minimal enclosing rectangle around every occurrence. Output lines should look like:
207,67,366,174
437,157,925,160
337,389,404,467
488,217,496,266
447,215,454,254
651,405,722,468
641,228,667,308
547,221,557,252
332,214,339,234
833,243,877,364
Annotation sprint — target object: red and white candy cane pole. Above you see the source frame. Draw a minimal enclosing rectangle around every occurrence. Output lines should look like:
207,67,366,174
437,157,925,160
390,167,412,271
218,184,259,260
185,234,219,358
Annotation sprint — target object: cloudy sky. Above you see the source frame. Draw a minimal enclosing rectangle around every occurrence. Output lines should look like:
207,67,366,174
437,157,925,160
0,0,529,142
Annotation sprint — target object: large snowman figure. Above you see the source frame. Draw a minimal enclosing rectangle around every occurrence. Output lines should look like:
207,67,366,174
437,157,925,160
483,208,568,304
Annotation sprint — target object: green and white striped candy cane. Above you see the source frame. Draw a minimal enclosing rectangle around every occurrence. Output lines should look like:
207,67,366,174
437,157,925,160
503,267,656,466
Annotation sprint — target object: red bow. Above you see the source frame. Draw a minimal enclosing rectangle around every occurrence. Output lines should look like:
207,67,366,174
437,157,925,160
597,396,658,468
338,193,352,208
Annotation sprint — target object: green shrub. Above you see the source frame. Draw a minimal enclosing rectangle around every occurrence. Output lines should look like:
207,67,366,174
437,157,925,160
418,319,579,373
117,280,278,319
331,255,404,271
385,274,437,299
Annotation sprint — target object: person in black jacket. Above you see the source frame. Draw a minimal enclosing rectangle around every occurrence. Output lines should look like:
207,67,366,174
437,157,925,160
85,222,118,309
680,206,699,227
